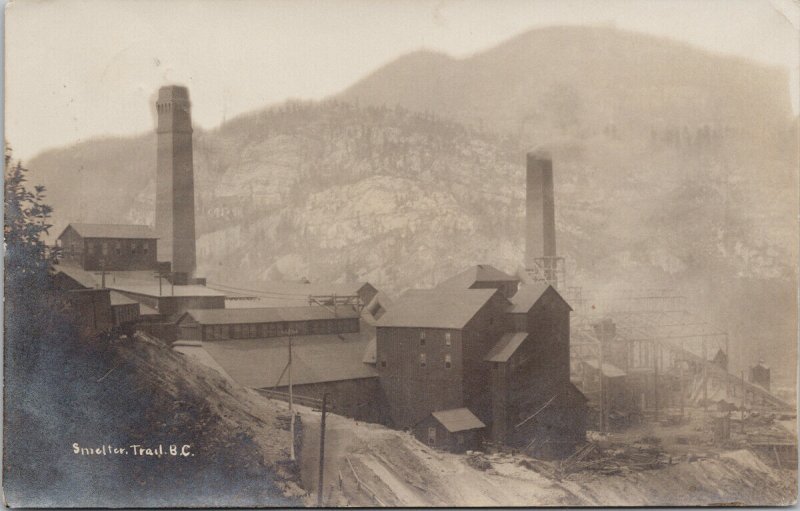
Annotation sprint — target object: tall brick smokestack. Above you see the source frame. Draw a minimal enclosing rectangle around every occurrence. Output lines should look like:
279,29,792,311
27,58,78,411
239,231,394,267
155,85,196,279
525,151,556,271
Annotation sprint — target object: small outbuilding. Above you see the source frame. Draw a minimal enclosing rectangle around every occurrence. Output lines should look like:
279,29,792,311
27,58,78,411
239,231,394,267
413,408,486,452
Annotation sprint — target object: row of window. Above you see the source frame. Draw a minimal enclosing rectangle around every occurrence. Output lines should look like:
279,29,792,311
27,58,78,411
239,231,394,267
203,318,359,340
83,240,152,257
418,331,452,347
379,353,452,369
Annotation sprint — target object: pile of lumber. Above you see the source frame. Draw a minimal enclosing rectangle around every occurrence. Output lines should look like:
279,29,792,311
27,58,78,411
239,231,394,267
560,442,671,476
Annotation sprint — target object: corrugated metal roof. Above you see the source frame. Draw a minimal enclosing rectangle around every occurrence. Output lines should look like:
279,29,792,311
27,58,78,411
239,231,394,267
182,305,359,325
437,264,519,290
583,359,627,378
376,288,501,329
197,332,377,387
431,408,486,433
508,283,551,313
484,332,529,362
62,223,158,239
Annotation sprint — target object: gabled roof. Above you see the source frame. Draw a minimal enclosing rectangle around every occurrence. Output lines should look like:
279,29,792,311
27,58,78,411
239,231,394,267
484,332,529,362
51,264,97,289
197,332,377,387
180,305,359,325
109,291,139,306
60,223,158,240
431,408,486,433
376,288,502,329
437,264,519,290
508,283,571,313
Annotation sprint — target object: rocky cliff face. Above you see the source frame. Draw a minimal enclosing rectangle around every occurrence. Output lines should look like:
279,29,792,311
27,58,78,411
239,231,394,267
28,27,797,379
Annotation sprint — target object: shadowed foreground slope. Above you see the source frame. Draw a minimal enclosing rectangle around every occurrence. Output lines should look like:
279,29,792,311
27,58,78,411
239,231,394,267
3,312,304,507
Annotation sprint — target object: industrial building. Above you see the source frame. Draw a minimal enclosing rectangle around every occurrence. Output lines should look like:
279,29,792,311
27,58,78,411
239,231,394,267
372,152,590,456
57,223,158,271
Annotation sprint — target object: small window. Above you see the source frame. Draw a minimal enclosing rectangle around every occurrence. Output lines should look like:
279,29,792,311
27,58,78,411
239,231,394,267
233,324,242,338
143,242,149,255
420,330,426,341
380,360,387,368
427,427,436,445
102,242,109,255
457,434,464,445
445,354,452,369
131,241,137,255
419,353,427,368
87,242,95,255
445,332,451,346
114,241,122,255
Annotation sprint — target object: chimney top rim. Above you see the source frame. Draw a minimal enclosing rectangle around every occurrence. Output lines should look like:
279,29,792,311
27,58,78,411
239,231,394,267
157,85,190,101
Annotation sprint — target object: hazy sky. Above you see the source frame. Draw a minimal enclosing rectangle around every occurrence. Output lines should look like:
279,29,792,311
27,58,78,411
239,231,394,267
5,0,799,160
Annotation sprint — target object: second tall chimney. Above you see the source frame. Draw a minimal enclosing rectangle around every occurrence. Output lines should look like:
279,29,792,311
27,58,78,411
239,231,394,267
525,151,557,271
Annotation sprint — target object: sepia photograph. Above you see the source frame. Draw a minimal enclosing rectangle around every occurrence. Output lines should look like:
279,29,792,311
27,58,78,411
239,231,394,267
3,0,799,507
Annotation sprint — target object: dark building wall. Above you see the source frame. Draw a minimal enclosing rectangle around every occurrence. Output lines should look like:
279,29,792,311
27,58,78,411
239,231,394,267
274,378,390,425
412,416,481,453
506,312,527,332
65,289,114,338
376,326,464,429
490,289,585,448
156,85,196,276
523,288,571,385
513,388,587,458
58,227,85,267
490,362,509,443
462,292,512,423
112,303,140,326
58,227,158,271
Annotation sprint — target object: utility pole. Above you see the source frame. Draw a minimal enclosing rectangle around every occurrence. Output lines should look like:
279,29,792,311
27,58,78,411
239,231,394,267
289,336,295,461
679,354,685,420
317,392,329,507
154,271,165,296
741,370,746,433
702,338,708,413
598,338,605,433
654,342,659,422
94,260,108,289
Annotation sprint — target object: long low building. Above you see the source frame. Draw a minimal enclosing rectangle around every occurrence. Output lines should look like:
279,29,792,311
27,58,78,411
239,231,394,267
176,306,361,340
173,319,388,423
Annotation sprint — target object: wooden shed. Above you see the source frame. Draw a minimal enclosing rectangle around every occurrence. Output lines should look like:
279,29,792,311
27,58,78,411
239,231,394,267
413,408,486,453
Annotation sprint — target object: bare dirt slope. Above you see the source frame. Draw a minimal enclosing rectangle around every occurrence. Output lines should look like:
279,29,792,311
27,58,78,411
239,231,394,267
296,409,797,507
